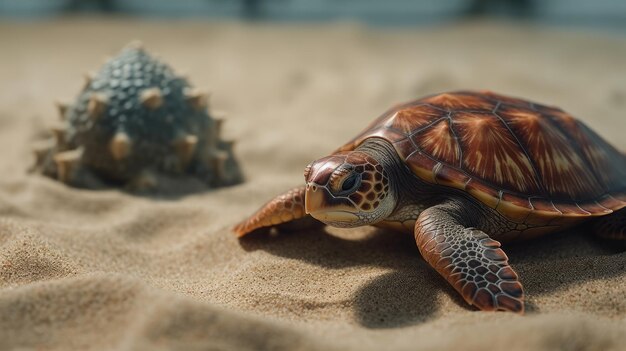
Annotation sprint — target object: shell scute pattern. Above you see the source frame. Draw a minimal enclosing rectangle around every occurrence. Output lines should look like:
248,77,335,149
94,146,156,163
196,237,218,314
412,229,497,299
411,118,461,167
496,193,532,223
434,165,470,189
339,91,626,223
405,151,439,184
384,104,443,134
479,90,533,109
498,104,603,198
465,178,500,209
553,116,626,188
453,110,542,194
423,92,495,111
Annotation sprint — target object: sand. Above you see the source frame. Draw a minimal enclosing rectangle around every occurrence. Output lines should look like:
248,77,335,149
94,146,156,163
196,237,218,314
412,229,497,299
0,19,625,351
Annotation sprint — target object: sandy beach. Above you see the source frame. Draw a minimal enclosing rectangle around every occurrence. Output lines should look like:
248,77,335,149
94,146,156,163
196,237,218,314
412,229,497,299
0,19,625,350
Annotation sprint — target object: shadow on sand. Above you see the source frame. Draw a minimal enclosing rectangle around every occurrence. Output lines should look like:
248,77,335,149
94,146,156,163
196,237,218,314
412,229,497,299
239,223,625,329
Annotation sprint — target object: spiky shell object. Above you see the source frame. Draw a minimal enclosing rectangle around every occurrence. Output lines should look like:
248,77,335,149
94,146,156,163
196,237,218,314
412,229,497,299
33,42,242,190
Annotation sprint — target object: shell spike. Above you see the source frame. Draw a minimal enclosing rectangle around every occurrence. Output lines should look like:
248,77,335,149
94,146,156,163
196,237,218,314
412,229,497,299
87,93,108,120
83,71,95,90
211,110,228,122
177,70,189,81
140,87,164,110
124,40,145,51
109,131,132,161
223,140,236,150
213,117,224,137
210,150,229,180
184,88,209,111
53,148,83,183
55,101,69,121
32,139,56,165
173,133,198,169
50,125,67,147
128,170,158,191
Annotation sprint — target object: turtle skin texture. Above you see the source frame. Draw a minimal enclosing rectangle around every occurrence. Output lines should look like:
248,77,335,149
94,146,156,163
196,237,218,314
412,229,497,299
33,42,242,190
235,91,626,314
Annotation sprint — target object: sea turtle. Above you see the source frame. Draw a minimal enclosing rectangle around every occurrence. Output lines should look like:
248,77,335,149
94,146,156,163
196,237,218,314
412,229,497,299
234,91,626,313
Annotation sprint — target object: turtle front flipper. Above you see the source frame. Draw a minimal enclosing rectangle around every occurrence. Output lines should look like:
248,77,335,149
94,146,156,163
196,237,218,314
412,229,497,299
234,186,323,237
592,207,626,240
414,201,524,313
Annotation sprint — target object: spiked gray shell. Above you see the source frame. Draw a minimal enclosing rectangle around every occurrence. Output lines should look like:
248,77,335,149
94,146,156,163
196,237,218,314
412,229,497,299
33,43,242,190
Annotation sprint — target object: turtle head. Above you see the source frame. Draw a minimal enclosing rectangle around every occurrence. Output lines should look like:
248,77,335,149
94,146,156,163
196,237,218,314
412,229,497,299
303,151,396,227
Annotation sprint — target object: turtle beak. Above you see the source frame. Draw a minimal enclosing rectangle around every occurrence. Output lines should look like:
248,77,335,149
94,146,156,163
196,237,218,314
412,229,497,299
304,182,325,214
305,182,359,223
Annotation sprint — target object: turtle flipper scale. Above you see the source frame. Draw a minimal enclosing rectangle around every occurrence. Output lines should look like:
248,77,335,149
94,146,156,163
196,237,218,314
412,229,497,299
234,186,321,237
414,203,524,313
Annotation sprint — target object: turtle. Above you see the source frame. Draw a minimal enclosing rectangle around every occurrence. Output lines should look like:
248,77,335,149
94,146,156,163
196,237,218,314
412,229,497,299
32,42,242,190
234,91,626,313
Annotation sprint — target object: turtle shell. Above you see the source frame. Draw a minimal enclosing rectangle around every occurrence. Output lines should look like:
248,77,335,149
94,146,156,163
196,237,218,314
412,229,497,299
337,91,626,229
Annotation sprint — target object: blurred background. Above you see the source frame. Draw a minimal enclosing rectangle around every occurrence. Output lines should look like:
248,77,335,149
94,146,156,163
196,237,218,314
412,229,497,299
0,0,624,180
0,0,625,31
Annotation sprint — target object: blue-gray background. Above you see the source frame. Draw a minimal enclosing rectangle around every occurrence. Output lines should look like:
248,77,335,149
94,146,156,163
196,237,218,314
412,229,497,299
1,0,625,33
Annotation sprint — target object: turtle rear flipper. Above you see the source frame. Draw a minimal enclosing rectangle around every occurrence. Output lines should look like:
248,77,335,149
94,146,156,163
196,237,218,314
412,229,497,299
593,208,626,240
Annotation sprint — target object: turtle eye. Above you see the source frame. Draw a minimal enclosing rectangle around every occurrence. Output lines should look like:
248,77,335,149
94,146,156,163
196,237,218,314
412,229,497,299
329,166,357,194
341,173,358,191
332,172,361,195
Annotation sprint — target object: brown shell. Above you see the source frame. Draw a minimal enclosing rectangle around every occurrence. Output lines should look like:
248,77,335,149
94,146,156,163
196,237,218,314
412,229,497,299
337,91,626,226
